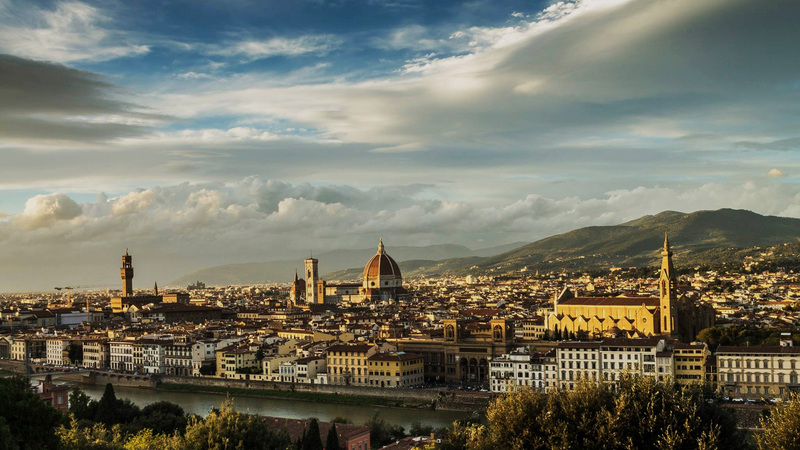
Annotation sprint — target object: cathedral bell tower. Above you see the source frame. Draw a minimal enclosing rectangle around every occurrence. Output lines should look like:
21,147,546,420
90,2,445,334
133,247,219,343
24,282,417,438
659,233,678,336
121,250,134,298
304,255,319,304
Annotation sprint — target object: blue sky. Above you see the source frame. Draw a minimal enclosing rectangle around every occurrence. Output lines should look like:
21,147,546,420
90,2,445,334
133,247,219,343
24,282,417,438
0,0,799,291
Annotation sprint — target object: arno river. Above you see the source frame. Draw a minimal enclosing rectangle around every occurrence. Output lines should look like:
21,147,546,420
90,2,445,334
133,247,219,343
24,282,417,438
75,382,471,429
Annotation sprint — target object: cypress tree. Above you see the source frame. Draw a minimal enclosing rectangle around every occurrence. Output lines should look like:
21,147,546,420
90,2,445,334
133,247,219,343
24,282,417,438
325,423,340,450
303,418,323,450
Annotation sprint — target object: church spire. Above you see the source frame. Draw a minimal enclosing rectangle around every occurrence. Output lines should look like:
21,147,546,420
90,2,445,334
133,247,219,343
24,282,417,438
153,281,158,296
659,232,678,336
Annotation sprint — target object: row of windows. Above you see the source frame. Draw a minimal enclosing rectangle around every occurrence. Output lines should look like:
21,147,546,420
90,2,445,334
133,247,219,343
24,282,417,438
719,358,798,369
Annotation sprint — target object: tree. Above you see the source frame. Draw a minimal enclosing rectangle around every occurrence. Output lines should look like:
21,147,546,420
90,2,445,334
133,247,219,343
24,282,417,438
198,364,215,376
325,424,340,450
68,343,83,366
757,393,800,449
69,386,98,421
131,401,187,436
94,383,141,426
409,421,434,437
303,419,323,450
365,413,405,448
0,375,64,449
473,375,745,450
182,399,290,450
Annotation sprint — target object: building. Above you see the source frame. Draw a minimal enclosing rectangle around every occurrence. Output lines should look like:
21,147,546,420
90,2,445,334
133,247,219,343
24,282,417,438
82,339,109,369
395,318,515,384
547,235,715,342
36,377,70,413
261,417,370,450
673,342,709,384
367,352,424,388
140,336,173,374
109,340,136,372
215,344,259,378
296,239,408,306
326,343,378,386
717,342,800,399
489,348,537,393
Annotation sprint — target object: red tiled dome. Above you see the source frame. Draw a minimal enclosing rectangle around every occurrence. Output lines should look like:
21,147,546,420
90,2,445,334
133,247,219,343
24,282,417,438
362,239,402,285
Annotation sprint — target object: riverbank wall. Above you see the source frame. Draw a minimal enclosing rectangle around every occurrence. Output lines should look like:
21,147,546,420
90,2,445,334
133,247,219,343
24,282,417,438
158,375,492,411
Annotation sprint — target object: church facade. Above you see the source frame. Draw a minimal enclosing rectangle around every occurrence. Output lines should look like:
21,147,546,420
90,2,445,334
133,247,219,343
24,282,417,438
547,235,715,342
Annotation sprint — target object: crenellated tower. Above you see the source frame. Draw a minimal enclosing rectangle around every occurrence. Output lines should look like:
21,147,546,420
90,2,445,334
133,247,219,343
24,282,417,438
121,250,134,297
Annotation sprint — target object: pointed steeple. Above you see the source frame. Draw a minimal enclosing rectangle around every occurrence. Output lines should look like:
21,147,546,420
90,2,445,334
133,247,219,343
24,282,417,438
294,269,299,282
662,232,672,256
378,237,384,254
659,232,678,336
153,281,158,296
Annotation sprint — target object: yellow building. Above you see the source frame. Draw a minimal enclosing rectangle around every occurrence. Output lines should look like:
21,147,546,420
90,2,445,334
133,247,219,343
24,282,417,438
547,235,715,342
215,345,259,378
673,342,709,384
367,352,424,388
326,343,377,386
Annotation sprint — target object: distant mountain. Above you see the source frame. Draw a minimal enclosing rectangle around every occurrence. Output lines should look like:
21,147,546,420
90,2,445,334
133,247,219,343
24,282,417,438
170,242,527,286
397,209,800,277
173,209,800,286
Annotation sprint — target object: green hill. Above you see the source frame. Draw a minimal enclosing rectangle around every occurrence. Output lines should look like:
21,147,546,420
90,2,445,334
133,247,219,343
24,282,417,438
420,209,800,276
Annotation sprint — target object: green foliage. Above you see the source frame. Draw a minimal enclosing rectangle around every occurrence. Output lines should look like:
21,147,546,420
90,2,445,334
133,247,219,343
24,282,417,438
181,399,291,450
325,423,340,450
69,386,97,421
696,325,800,348
0,375,64,450
757,393,800,449
448,375,746,450
365,412,406,448
57,417,123,450
409,421,434,437
130,401,188,436
330,417,352,424
67,344,83,365
198,364,216,376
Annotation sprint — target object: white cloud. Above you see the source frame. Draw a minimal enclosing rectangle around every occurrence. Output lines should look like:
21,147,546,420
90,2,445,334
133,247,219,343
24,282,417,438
0,1,149,63
767,168,786,178
210,35,340,60
14,193,83,230
177,72,215,80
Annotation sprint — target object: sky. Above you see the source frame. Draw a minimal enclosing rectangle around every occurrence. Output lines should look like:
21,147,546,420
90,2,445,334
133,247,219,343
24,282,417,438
0,0,799,292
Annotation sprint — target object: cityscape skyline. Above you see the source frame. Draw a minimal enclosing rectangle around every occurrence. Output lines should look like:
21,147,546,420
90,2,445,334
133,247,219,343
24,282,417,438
1,0,799,291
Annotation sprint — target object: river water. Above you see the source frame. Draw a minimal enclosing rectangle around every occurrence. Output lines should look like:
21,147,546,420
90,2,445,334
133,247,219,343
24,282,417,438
71,381,471,429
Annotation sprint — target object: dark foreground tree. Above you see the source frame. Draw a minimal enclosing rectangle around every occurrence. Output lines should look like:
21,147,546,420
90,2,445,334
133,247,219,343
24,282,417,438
303,418,323,450
0,375,63,449
325,423,340,450
448,374,745,450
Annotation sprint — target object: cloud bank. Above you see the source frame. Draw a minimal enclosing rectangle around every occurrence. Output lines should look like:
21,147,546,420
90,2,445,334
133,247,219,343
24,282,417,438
1,177,798,292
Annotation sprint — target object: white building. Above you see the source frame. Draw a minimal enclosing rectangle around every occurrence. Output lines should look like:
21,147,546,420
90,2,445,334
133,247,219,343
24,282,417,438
192,340,218,376
46,338,70,366
109,341,136,372
140,336,173,374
